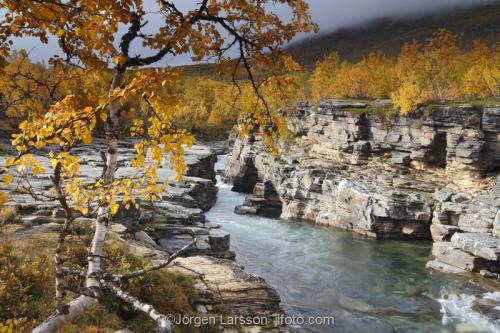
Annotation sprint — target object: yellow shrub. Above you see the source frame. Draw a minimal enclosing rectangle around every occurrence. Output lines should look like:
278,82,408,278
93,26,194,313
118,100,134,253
391,80,428,115
0,206,19,226
0,240,54,330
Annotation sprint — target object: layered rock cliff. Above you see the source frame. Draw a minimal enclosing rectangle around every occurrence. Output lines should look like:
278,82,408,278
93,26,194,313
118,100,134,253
225,99,500,279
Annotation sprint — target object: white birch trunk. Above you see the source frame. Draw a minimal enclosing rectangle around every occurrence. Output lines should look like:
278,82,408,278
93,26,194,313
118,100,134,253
32,296,95,333
105,282,171,332
86,70,124,291
32,69,125,333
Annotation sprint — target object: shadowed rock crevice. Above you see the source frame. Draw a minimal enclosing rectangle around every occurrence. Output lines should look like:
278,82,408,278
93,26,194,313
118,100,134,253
424,132,447,168
230,155,259,193
235,181,283,218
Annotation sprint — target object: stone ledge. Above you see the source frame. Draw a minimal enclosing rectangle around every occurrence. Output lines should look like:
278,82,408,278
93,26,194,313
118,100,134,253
425,259,468,274
451,233,500,261
432,242,490,272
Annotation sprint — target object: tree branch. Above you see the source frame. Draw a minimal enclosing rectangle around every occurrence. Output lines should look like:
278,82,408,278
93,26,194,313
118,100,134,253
103,281,171,333
117,234,197,281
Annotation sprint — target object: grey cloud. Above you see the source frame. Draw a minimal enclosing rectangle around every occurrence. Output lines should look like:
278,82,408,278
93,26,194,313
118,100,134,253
10,0,493,66
304,0,494,33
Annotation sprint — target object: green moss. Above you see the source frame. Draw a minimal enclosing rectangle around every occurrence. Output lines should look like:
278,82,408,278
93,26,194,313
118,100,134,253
343,105,397,123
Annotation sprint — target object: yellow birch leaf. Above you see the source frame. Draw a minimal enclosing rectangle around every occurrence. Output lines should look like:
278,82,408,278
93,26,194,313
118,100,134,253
2,174,13,184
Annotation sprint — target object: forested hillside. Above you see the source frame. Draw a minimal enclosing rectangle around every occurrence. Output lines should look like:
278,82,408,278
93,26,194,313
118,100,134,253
287,2,500,67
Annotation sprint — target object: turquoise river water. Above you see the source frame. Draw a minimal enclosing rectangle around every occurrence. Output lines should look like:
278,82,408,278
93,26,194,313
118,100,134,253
206,158,500,333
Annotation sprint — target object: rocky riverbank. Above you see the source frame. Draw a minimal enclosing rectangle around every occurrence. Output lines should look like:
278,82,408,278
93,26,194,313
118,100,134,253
224,100,500,284
0,140,288,332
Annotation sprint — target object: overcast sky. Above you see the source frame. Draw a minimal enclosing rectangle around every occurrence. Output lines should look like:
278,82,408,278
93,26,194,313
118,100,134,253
12,0,494,66
305,0,494,32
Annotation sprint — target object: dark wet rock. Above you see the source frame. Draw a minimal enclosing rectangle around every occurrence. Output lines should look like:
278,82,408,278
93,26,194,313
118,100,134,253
208,229,230,252
182,145,217,182
224,141,259,193
149,202,206,224
235,182,283,218
163,176,218,212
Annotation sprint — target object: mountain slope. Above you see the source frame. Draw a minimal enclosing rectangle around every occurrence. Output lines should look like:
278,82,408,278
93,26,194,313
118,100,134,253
287,2,500,67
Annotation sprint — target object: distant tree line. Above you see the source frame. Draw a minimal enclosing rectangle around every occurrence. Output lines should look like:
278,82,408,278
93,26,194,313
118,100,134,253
309,29,499,113
1,29,498,140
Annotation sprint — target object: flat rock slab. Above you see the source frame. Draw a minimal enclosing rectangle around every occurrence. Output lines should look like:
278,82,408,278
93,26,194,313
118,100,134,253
172,256,282,317
432,242,490,272
158,236,193,253
426,259,468,274
451,233,500,261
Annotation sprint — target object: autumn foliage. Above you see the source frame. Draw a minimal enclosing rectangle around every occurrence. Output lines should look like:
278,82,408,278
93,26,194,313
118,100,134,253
0,0,317,331
310,29,499,113
0,0,497,329
0,55,306,142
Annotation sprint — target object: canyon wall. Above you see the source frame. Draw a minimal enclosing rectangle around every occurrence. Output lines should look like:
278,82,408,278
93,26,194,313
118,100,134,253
225,100,500,278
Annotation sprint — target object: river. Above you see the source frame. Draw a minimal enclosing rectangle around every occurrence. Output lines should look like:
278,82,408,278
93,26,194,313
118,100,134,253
206,157,500,333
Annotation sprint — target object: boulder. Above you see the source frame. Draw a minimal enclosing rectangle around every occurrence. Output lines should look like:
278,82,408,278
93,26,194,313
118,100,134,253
134,231,158,247
391,152,411,166
426,259,468,274
208,230,230,252
52,208,66,218
430,223,460,242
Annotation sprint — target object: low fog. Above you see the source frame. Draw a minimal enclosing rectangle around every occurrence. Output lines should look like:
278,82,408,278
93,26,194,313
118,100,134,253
305,0,495,34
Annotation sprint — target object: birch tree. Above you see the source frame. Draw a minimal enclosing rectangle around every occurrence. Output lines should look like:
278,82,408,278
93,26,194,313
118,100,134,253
0,1,316,332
